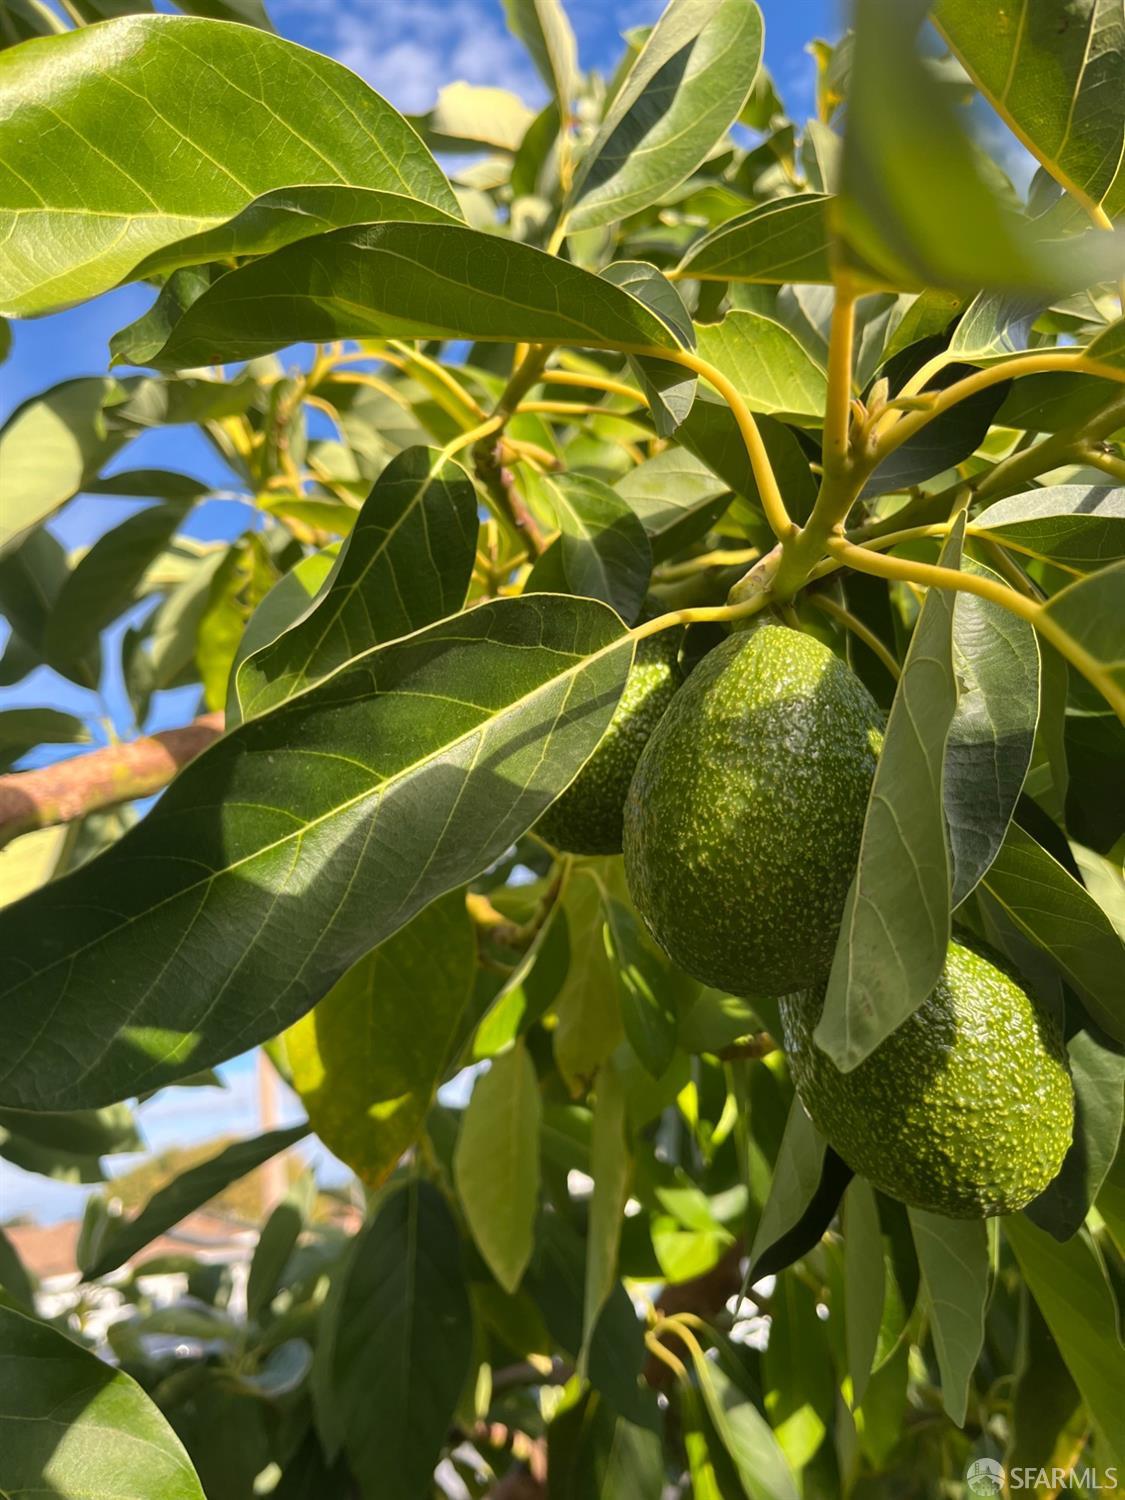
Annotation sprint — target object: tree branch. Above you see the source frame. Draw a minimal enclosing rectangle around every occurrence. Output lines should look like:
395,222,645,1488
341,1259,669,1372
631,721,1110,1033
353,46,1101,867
0,713,224,850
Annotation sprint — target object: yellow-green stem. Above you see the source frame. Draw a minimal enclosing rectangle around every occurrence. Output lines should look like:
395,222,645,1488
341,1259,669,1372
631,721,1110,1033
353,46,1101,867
808,593,901,679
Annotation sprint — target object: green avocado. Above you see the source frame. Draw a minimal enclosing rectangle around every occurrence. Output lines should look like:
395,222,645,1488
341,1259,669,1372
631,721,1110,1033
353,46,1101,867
536,631,683,856
780,937,1074,1218
622,624,882,996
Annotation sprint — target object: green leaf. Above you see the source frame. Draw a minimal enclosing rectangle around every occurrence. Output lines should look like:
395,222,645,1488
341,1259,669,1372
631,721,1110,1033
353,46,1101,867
334,1180,472,1500
844,1178,885,1407
234,448,478,723
1004,1215,1125,1463
761,1273,833,1469
583,1057,630,1359
0,1304,205,1499
678,194,833,284
454,1040,542,1294
604,896,683,1079
548,1389,664,1500
132,185,460,285
908,1209,989,1427
0,1127,104,1183
0,15,459,316
602,260,697,436
553,866,625,1094
246,1192,305,1322
944,559,1039,905
839,0,1125,293
45,503,189,679
0,1101,138,1156
525,472,652,621
1009,1292,1084,1480
565,0,763,232
1039,559,1125,722
0,595,633,1109
614,446,730,561
679,398,817,523
979,821,1125,1045
817,521,964,1071
81,1123,308,1279
503,0,578,119
1025,1023,1125,1241
973,486,1125,572
285,889,475,1188
0,378,125,551
935,0,1125,217
0,1226,34,1311
860,371,1009,499
120,222,681,370
0,528,99,688
228,545,339,702
749,1095,853,1281
695,310,828,421
0,708,89,772
687,1340,800,1500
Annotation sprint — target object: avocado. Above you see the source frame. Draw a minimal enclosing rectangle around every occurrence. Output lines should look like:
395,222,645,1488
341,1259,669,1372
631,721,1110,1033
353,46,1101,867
536,631,683,856
622,625,882,996
780,936,1074,1218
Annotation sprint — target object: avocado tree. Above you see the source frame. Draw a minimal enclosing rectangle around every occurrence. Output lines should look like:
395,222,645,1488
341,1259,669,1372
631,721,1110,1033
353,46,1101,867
0,0,1123,1494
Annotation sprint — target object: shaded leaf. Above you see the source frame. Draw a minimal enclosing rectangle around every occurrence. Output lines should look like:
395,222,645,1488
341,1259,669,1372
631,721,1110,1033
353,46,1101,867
504,0,578,121
614,447,731,561
583,1058,630,1358
944,558,1039,905
553,866,625,1093
1026,1023,1125,1241
979,821,1125,1045
81,1124,308,1279
0,378,125,550
973,486,1125,572
679,398,817,522
334,1180,473,1500
286,890,475,1188
121,222,681,370
749,1095,852,1282
908,1209,989,1427
1004,1215,1125,1463
526,471,652,621
602,260,697,436
844,1177,885,1407
817,521,964,1070
0,594,633,1109
454,1040,541,1293
235,448,478,722
687,1340,800,1500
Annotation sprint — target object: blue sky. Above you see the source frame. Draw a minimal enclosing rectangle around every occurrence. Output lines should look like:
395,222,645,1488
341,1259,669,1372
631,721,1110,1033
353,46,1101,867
1,0,842,1222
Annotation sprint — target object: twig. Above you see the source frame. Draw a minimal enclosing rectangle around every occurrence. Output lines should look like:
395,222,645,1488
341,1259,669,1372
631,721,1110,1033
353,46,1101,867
0,713,224,850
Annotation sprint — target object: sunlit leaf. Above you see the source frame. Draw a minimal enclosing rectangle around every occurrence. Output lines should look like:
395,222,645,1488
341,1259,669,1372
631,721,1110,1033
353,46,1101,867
0,15,460,315
565,0,763,232
678,195,834,285
0,1305,205,1499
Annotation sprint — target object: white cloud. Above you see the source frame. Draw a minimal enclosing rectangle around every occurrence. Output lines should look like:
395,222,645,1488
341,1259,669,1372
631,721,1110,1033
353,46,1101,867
276,0,544,114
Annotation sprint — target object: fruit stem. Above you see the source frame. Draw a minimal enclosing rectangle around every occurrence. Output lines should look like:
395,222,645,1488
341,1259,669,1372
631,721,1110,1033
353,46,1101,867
871,352,1125,468
630,586,775,643
826,535,1125,720
823,281,857,473
624,344,796,544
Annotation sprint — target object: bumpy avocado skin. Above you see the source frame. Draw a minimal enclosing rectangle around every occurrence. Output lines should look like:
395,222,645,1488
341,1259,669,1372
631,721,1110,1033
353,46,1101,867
780,937,1074,1218
622,625,882,996
536,632,683,856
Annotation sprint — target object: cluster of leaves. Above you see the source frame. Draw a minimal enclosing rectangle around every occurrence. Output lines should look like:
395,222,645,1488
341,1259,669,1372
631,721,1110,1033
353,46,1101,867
0,0,1124,1496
